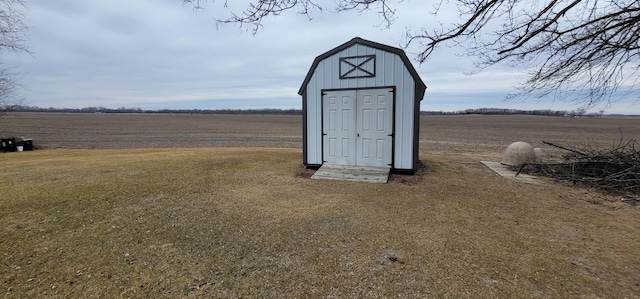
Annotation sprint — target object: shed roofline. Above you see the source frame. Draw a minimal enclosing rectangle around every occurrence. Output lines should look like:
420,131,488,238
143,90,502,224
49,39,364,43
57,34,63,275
297,37,427,98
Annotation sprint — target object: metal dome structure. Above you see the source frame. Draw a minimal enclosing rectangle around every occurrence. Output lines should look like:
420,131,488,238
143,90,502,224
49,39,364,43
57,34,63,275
501,141,536,166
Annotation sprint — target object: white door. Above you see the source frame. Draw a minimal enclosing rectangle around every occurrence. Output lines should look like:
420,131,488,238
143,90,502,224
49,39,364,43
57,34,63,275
322,90,357,166
356,88,393,167
322,88,393,167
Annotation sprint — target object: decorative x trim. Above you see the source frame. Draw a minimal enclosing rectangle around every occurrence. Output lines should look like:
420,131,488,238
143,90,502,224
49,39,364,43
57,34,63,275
339,55,376,79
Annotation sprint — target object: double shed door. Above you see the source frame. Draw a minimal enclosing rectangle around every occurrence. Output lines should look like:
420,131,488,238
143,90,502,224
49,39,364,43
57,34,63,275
322,88,394,167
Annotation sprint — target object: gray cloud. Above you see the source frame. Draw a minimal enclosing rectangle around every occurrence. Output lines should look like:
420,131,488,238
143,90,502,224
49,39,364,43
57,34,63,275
4,0,636,113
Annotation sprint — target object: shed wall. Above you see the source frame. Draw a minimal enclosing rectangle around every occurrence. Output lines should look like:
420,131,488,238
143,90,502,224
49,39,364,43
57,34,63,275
304,44,418,170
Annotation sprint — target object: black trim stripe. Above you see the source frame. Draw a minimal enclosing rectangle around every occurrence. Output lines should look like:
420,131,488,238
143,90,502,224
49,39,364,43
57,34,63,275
301,90,308,166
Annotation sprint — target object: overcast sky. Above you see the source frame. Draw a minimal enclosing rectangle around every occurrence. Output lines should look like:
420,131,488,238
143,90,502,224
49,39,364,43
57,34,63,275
5,0,639,114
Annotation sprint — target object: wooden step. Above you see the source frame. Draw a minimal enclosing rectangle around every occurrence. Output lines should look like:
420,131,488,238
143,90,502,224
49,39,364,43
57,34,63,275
311,164,390,183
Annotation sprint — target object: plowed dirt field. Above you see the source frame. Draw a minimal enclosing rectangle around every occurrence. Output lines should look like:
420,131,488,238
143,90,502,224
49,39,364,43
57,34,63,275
2,113,639,159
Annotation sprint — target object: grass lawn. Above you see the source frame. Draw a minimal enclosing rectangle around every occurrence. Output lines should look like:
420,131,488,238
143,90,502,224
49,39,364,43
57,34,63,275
1,148,638,297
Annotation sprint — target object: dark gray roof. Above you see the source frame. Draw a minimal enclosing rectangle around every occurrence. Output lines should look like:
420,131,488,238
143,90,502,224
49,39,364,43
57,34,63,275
298,37,427,98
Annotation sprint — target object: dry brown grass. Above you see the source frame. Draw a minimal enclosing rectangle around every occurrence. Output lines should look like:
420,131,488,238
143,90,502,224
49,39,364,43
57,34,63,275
1,147,639,298
2,113,640,297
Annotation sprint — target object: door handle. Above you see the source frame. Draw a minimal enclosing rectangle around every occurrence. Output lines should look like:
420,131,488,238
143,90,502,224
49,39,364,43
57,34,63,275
357,133,360,137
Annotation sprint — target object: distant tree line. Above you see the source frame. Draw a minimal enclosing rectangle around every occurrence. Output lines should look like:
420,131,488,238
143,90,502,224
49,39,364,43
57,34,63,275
421,108,607,117
7,105,303,115
6,105,614,117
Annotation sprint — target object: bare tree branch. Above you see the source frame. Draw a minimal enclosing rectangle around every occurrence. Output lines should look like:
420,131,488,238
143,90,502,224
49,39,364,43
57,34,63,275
0,0,29,112
182,0,640,110
413,0,640,108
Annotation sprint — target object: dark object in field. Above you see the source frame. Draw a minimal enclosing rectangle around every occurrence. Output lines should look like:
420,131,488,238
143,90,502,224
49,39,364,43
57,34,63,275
1,138,17,152
20,139,33,151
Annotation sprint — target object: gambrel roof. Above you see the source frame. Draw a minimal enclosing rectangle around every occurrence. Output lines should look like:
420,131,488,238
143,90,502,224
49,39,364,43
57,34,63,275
298,37,427,98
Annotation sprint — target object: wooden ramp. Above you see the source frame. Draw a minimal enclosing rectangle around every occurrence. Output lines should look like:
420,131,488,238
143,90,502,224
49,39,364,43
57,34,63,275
311,164,390,183
481,161,542,185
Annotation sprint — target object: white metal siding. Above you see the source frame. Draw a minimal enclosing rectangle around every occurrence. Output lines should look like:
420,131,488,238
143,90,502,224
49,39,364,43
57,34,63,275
305,44,418,169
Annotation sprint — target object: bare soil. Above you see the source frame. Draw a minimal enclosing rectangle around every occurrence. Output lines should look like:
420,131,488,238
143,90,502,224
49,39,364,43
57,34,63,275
1,113,302,149
2,113,639,157
422,114,640,160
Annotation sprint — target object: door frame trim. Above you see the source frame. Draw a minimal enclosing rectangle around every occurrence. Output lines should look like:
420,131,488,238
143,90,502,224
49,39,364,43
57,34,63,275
320,86,396,168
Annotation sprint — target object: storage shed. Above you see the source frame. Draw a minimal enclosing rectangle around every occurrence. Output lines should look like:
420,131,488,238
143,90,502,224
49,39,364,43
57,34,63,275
298,37,427,171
